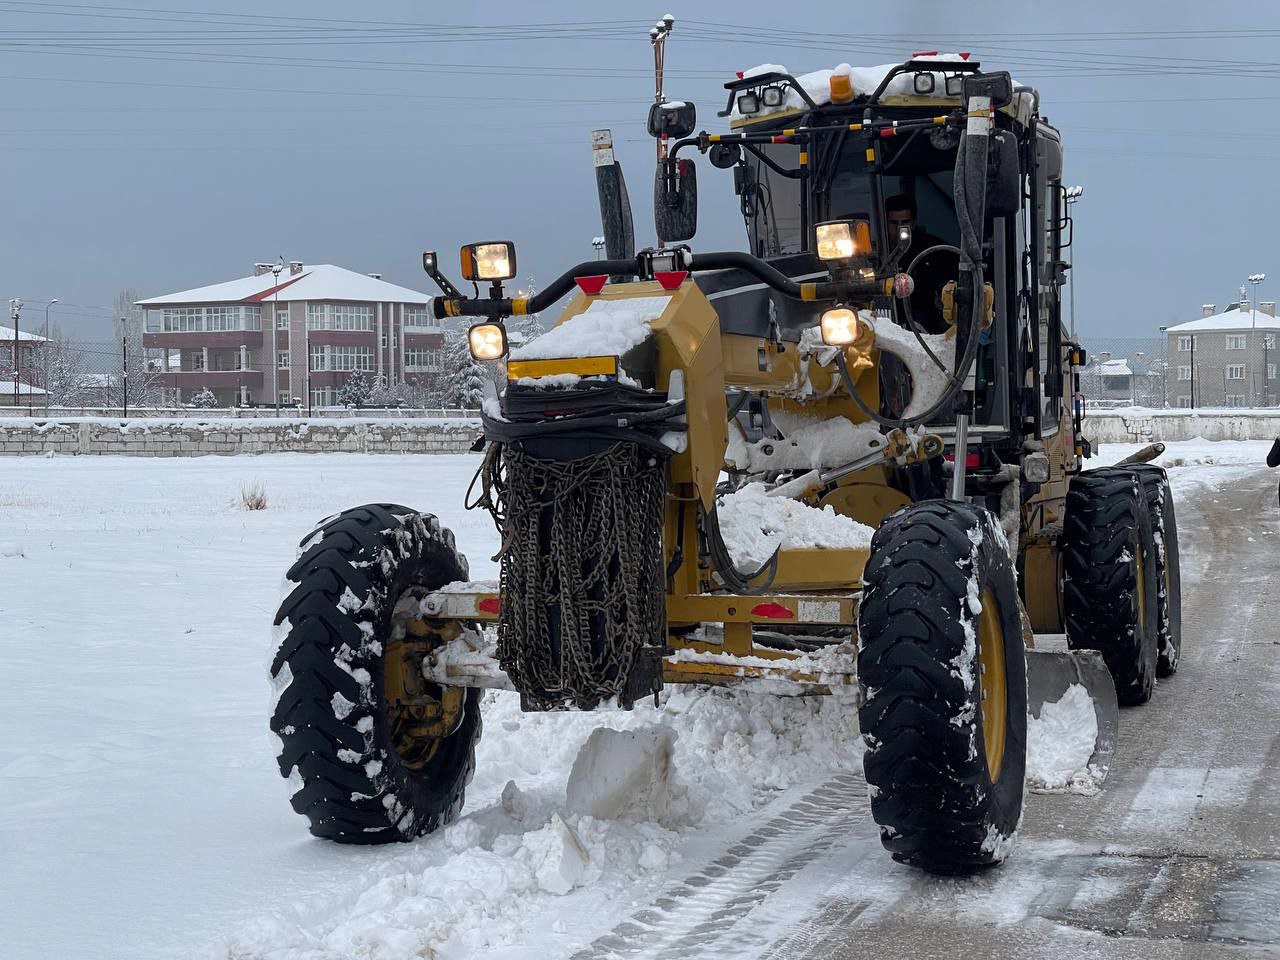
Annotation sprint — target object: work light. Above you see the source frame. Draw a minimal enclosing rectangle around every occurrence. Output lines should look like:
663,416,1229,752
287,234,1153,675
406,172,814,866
760,85,784,107
913,72,936,95
815,220,870,261
736,92,760,115
460,242,517,282
819,307,859,346
468,322,509,361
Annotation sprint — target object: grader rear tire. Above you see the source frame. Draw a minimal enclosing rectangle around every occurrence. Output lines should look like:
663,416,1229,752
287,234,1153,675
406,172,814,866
1063,470,1161,706
1129,465,1182,677
858,501,1027,875
270,503,481,843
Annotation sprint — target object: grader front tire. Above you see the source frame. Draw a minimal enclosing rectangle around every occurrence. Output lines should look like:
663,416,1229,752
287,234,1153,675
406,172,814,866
858,501,1027,875
270,504,482,844
1129,465,1182,677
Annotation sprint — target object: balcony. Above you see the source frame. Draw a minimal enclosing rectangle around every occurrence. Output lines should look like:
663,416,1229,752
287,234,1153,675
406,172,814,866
153,369,264,389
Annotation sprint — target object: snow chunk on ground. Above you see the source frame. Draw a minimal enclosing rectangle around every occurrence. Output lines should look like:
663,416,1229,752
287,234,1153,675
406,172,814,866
1026,683,1104,795
718,482,874,567
525,814,591,895
511,296,671,361
566,726,678,824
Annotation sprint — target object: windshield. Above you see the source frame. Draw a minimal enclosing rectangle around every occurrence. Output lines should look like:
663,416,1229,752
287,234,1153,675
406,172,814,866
742,142,804,258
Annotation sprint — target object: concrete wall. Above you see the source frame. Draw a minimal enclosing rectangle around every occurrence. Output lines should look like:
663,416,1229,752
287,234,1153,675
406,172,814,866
1084,410,1280,444
0,417,481,456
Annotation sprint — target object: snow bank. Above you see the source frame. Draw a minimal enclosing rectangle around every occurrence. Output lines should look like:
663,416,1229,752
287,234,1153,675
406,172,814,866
512,296,672,361
1026,683,1103,795
718,481,874,567
215,685,859,958
565,726,679,824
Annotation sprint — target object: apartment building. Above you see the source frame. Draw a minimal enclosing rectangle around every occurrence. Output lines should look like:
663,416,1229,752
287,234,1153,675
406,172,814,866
138,262,443,407
1163,301,1280,408
0,324,48,395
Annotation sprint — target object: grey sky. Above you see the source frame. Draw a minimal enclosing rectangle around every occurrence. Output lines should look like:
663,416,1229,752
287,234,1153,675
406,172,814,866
3,0,1276,340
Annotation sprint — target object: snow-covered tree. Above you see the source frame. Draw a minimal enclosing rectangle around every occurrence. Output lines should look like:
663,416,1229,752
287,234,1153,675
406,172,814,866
337,370,372,407
367,373,393,407
442,326,487,409
191,387,218,408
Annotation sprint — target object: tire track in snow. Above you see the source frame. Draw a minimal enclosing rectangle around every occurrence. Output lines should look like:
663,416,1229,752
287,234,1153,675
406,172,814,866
569,773,874,960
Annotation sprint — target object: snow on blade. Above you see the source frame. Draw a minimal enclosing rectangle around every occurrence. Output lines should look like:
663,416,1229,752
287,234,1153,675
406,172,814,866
1026,683,1104,795
717,482,874,568
511,296,672,361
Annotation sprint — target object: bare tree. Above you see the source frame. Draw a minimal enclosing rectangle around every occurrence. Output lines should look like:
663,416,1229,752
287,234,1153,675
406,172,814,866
113,287,166,405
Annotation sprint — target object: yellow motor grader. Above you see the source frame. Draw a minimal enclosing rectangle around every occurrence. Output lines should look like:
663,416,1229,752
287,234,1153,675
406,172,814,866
270,54,1181,875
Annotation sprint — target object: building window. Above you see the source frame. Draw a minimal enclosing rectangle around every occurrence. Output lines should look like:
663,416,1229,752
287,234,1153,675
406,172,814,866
1177,365,1192,381
381,333,388,348
1178,336,1192,352
306,303,372,331
276,308,289,330
1177,396,1193,408
1226,334,1246,350
1269,363,1277,380
1226,365,1246,380
309,345,327,371
311,388,336,407
189,351,205,371
404,305,437,330
278,393,293,405
405,348,442,371
161,305,259,332
329,345,373,372
162,307,203,332
277,350,290,370
1226,395,1247,407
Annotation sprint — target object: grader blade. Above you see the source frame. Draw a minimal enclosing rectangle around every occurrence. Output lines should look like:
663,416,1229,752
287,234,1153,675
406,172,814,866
1025,648,1120,784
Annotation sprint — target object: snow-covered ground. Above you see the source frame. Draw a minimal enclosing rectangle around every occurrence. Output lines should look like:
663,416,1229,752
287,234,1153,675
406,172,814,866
0,439,1272,959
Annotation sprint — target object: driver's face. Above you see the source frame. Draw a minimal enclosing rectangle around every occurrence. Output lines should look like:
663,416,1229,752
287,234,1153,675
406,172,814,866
887,209,914,232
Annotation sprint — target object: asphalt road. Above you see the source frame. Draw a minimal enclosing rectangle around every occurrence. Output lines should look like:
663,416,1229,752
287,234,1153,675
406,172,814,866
582,465,1280,960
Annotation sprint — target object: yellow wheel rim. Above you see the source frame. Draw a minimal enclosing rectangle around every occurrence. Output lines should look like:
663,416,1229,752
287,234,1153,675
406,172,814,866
976,587,1008,782
383,594,468,771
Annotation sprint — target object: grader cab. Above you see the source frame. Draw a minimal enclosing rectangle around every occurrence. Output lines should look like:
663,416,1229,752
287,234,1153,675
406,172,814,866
270,53,1181,875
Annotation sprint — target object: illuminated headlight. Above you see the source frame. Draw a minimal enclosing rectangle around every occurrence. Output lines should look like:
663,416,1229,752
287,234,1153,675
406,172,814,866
461,241,517,282
468,322,509,361
815,220,870,261
819,307,860,346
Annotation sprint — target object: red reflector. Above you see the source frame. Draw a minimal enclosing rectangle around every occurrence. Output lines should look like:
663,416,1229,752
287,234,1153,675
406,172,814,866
770,134,792,144
879,127,898,138
944,453,981,468
913,50,939,57
736,70,745,79
478,597,500,615
751,602,794,620
654,271,687,290
574,275,608,295
959,51,971,60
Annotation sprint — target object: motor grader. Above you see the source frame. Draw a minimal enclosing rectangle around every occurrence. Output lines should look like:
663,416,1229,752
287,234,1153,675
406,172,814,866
270,53,1182,875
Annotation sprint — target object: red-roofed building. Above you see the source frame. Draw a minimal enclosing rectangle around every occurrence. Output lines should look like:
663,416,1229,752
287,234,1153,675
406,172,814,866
139,262,443,407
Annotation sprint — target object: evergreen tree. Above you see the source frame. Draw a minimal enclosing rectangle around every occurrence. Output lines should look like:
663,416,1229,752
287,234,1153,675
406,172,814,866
442,326,487,409
191,387,218,408
337,370,373,407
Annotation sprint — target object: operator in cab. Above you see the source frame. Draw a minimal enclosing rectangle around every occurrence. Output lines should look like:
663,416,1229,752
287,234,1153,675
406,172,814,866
885,194,956,336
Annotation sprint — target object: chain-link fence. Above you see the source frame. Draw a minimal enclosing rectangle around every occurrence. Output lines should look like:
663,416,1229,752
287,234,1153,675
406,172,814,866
1076,337,1171,410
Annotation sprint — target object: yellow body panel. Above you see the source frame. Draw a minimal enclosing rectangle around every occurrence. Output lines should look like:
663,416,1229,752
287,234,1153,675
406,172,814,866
506,356,617,380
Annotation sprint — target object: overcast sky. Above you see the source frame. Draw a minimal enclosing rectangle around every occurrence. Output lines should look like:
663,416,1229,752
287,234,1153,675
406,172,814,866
3,0,1277,341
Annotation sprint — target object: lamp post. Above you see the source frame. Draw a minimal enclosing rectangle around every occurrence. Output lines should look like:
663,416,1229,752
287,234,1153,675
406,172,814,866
1133,351,1144,406
1248,273,1266,406
9,298,22,412
591,236,606,260
271,257,284,412
41,298,57,410
1065,185,1084,338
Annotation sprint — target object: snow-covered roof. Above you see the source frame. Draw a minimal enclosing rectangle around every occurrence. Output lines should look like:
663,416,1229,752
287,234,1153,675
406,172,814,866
1099,359,1132,376
0,381,47,395
0,325,49,343
137,264,431,307
1165,307,1280,333
732,55,1030,122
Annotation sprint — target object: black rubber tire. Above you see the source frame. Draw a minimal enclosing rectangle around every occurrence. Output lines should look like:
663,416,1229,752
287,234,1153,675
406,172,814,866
1062,469,1161,706
1129,465,1182,677
858,500,1027,875
270,503,482,844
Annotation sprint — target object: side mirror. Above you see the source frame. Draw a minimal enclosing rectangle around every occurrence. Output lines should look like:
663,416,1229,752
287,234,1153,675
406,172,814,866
647,100,697,139
654,157,698,243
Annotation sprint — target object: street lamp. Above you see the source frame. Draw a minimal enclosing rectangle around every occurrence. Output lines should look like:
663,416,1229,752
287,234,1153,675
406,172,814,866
1065,185,1084,338
9,299,22,413
41,298,57,412
271,257,284,412
1248,273,1266,405
591,236,606,260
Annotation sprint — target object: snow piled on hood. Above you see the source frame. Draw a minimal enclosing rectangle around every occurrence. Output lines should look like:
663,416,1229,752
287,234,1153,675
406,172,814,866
511,296,671,361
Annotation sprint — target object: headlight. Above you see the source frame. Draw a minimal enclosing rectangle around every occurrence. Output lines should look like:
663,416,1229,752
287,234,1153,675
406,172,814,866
819,307,860,346
468,322,509,361
815,220,870,261
460,241,516,282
